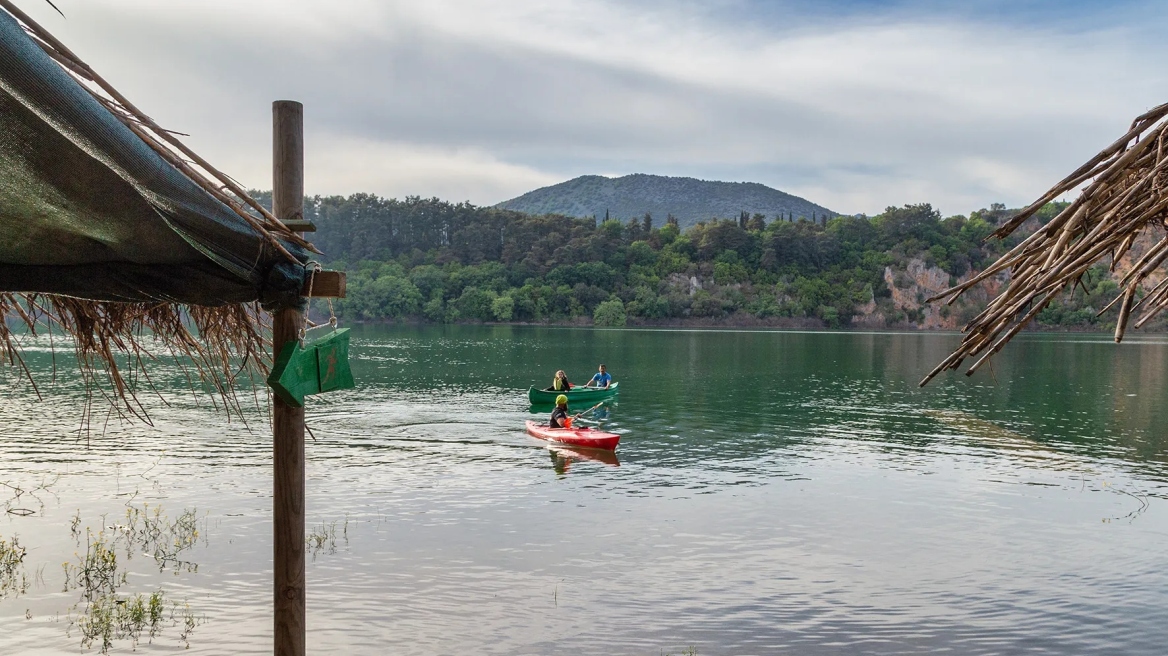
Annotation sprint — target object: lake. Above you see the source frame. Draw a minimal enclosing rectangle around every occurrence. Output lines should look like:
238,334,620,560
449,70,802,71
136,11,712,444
1,326,1167,655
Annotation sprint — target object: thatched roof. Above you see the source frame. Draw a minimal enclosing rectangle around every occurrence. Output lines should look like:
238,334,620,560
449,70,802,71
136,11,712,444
0,1,314,411
922,103,1168,386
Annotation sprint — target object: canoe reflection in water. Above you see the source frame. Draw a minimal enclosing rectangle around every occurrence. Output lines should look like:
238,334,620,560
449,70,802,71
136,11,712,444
548,445,620,474
527,400,619,415
589,407,611,422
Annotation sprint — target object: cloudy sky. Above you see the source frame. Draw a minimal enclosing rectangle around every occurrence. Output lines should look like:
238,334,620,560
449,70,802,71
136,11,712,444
19,0,1168,215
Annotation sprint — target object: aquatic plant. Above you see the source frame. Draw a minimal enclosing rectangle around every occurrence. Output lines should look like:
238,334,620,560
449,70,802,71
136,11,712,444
74,589,164,652
63,504,205,584
62,530,125,600
62,505,206,652
1,474,60,517
0,535,29,599
306,516,350,560
118,503,203,572
71,588,204,653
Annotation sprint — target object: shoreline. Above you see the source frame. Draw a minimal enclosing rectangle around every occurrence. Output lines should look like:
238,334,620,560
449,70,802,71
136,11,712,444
339,316,1137,334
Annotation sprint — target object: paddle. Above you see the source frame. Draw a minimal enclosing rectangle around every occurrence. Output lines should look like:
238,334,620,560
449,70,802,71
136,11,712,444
574,402,605,418
567,402,606,429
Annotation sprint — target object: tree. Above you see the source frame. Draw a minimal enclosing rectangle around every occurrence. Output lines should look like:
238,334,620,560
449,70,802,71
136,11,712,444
593,299,627,327
306,188,1099,331
455,287,496,322
627,240,655,266
491,294,515,321
690,290,726,317
695,219,753,261
874,203,942,246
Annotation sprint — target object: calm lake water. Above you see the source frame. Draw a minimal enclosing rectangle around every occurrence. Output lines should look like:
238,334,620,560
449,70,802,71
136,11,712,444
1,326,1168,655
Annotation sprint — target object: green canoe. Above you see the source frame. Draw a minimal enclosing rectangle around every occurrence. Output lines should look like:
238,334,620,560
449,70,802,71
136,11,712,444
528,382,619,405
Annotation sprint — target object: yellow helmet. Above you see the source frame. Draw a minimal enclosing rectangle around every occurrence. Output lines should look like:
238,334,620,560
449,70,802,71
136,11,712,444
555,395,568,406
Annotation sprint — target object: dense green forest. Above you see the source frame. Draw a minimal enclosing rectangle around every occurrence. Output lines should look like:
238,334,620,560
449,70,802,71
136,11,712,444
257,191,1130,330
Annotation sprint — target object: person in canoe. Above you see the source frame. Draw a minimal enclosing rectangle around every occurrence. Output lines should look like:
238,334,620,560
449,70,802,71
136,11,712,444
550,394,573,429
548,370,572,392
583,363,612,389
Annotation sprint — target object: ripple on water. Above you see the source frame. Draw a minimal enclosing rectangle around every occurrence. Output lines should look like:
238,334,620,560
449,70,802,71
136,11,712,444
1,328,1168,654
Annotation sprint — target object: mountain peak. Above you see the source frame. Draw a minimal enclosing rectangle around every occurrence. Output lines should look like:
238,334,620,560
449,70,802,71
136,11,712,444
496,174,836,228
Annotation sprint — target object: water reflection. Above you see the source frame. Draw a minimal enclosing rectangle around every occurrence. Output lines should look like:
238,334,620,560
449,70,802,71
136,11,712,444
547,445,620,474
2,327,1168,654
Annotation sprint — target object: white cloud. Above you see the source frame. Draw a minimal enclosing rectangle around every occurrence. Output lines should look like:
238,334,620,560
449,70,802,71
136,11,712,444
305,137,561,203
17,0,1168,214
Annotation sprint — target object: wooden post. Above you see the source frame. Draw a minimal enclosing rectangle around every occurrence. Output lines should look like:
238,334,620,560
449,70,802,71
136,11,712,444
272,100,306,656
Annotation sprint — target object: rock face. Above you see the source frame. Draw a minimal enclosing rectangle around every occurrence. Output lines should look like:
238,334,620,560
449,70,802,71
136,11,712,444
495,174,836,230
866,229,1162,331
885,259,954,329
858,258,1006,330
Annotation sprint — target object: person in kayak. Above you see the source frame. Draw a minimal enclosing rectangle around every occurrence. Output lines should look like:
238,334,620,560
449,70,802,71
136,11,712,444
550,395,573,429
550,370,572,392
583,363,612,389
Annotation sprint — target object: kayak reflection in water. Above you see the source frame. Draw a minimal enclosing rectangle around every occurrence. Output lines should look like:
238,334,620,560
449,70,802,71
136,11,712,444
551,450,571,475
550,395,572,428
548,445,620,474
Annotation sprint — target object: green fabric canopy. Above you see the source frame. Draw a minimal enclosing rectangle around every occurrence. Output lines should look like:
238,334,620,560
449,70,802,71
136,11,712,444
0,8,307,309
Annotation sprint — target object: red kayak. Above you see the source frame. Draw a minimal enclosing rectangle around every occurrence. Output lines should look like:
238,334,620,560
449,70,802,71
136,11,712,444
525,420,620,451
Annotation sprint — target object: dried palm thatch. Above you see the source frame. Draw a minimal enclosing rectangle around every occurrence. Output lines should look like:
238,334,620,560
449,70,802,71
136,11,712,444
921,103,1168,386
0,1,310,414
0,295,268,428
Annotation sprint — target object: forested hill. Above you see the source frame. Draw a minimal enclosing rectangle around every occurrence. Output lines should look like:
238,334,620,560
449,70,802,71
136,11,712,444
495,174,836,229
252,191,1138,332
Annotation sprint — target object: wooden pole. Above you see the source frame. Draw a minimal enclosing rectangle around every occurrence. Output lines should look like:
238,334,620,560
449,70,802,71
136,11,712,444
272,100,306,656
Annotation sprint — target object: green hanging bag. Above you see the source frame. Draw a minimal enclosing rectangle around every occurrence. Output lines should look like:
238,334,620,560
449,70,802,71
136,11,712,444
267,328,355,407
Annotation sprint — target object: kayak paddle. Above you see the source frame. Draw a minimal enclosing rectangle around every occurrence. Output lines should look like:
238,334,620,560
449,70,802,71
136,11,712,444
574,402,605,419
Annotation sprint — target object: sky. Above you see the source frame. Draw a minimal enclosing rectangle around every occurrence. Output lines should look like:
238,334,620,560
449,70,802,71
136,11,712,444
16,0,1168,216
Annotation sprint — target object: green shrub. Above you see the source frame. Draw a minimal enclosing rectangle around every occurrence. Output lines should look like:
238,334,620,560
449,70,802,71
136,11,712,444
690,290,726,318
423,298,446,322
593,299,627,327
455,287,496,322
491,294,515,322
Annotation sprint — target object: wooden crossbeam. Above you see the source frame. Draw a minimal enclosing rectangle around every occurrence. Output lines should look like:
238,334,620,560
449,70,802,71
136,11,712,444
281,219,316,232
302,270,345,298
